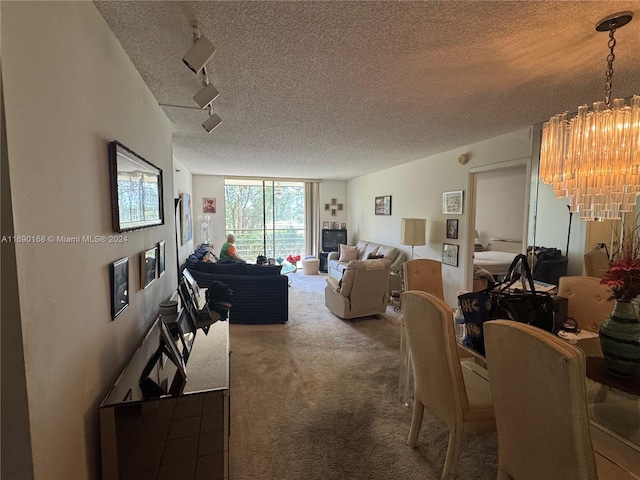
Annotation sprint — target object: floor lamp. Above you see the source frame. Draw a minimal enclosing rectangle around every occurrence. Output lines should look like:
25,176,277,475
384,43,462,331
401,218,427,260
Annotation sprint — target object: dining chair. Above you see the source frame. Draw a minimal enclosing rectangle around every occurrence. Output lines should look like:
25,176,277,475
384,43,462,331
484,320,599,480
401,290,495,480
402,259,445,300
557,276,614,333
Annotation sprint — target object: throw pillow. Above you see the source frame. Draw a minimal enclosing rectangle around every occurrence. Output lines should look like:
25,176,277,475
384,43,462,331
339,244,358,262
203,252,216,263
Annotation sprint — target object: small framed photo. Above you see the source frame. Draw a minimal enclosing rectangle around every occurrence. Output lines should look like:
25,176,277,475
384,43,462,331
331,222,340,229
157,240,166,278
203,197,216,213
141,247,157,289
110,256,129,319
341,223,346,229
443,190,463,214
442,243,459,267
323,221,330,229
331,209,337,216
375,195,392,215
324,203,330,211
337,203,343,211
331,198,337,205
446,219,459,239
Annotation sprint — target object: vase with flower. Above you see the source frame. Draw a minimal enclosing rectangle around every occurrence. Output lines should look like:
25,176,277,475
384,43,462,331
599,256,640,378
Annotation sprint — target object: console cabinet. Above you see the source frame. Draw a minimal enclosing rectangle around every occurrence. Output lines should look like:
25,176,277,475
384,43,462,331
100,313,229,480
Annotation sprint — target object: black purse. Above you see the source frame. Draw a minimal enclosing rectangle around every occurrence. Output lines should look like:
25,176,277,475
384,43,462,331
492,254,556,334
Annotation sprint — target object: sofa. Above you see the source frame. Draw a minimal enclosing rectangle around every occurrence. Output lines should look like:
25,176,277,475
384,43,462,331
325,259,391,319
327,240,406,293
181,245,288,325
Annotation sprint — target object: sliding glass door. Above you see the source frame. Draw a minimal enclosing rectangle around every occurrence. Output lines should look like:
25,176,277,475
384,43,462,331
224,178,305,261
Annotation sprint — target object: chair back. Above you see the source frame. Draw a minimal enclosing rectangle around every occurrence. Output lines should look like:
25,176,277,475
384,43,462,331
484,320,598,480
584,248,610,278
557,276,613,333
403,259,444,301
401,291,466,427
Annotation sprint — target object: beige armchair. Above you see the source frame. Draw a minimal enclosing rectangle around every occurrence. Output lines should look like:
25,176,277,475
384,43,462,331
324,259,390,319
557,276,614,333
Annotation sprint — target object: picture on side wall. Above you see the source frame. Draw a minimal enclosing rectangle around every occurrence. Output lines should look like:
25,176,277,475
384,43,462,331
181,193,193,245
141,247,158,289
110,256,129,319
332,222,340,229
203,197,216,213
375,195,392,215
446,219,459,239
323,221,330,229
442,243,459,267
442,190,464,214
341,223,346,229
157,240,166,278
324,203,330,211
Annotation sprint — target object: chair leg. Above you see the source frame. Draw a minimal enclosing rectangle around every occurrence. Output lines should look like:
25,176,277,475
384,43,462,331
441,425,462,480
407,400,424,448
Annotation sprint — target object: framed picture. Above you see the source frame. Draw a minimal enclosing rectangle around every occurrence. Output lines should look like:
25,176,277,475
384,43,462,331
331,222,340,229
331,198,337,205
443,190,463,214
341,223,346,229
337,203,343,211
157,240,166,278
203,197,216,213
109,141,164,233
160,319,187,380
181,193,193,244
323,221,330,229
442,243,459,267
141,247,157,289
331,209,337,216
375,195,392,215
110,256,129,319
446,219,459,239
324,203,330,211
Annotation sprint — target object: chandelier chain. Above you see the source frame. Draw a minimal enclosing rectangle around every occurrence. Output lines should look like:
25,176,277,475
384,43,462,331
605,26,616,108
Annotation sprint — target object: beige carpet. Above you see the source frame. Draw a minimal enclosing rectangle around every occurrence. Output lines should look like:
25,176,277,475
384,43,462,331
228,272,498,479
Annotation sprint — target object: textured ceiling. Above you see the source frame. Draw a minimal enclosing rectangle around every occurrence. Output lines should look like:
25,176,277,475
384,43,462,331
94,1,640,180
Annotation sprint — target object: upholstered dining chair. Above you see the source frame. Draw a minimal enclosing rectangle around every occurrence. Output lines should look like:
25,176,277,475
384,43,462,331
484,320,599,480
557,276,614,333
402,259,445,300
401,291,495,480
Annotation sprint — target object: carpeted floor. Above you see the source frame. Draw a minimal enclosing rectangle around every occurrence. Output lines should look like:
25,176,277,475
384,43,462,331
228,272,498,479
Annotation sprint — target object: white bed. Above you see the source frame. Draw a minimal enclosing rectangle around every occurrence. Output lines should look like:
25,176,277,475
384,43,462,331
474,240,523,276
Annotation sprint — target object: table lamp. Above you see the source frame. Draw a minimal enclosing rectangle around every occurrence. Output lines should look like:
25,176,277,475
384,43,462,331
401,218,427,260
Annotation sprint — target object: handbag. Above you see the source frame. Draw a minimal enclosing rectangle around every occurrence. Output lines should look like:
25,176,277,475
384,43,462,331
492,254,556,334
458,289,504,355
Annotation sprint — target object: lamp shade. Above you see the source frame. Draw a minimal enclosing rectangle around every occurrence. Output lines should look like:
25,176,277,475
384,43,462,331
401,218,426,246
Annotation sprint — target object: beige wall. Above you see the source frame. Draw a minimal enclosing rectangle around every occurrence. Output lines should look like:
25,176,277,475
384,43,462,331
193,174,226,251
175,156,196,265
348,128,535,306
2,3,177,478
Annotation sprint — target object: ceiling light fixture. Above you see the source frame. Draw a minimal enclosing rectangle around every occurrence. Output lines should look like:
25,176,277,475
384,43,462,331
182,28,216,74
539,12,639,221
202,108,222,133
193,83,220,109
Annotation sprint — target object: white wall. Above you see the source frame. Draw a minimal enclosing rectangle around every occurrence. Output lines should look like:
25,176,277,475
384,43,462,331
175,156,196,265
319,180,348,238
193,174,226,252
2,3,177,478
475,166,527,247
348,128,534,306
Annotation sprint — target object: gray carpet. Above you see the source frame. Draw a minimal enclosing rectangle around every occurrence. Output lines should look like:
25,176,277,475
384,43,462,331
228,272,498,479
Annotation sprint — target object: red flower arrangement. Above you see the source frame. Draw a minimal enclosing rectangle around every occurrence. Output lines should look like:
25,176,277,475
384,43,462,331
286,254,301,264
600,257,640,303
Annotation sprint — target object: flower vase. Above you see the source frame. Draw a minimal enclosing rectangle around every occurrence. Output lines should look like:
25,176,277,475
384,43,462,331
599,301,640,378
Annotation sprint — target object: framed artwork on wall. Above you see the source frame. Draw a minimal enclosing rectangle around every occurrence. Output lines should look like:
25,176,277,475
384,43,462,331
331,222,340,229
442,243,459,267
446,219,459,239
442,190,463,214
203,197,216,213
341,223,346,229
181,193,193,245
110,256,129,319
157,240,166,278
141,247,157,289
324,203,330,211
375,195,392,215
323,221,330,229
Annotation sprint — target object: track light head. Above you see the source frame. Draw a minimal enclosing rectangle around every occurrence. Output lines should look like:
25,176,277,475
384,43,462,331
182,35,216,74
193,83,220,109
202,113,222,133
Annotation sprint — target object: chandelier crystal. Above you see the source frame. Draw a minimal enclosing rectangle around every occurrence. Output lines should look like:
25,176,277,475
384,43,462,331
539,12,640,221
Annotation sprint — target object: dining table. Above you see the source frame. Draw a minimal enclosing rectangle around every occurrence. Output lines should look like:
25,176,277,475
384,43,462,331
399,327,640,478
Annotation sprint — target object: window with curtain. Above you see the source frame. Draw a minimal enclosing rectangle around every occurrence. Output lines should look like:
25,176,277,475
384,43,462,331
224,178,308,261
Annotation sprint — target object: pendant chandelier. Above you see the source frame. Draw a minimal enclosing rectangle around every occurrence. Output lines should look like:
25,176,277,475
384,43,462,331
539,12,640,222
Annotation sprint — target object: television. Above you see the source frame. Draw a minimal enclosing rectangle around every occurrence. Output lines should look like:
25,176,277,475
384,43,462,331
322,229,347,252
